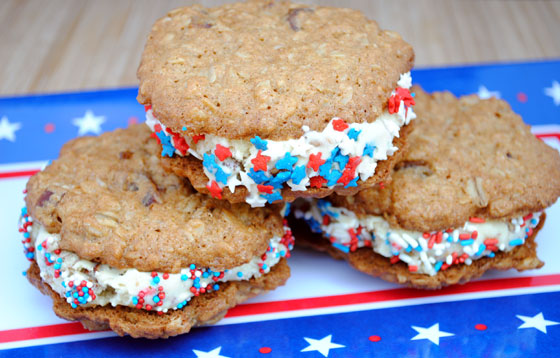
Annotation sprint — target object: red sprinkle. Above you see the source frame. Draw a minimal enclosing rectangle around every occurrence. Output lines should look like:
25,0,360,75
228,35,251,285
144,105,152,111
192,134,205,144
259,347,272,354
408,265,418,272
251,150,271,172
471,231,478,239
368,335,382,342
459,233,471,240
257,184,274,194
215,144,232,161
163,273,169,280
206,180,223,199
469,217,485,223
309,176,327,188
332,118,349,131
484,238,499,245
390,256,400,264
307,152,326,172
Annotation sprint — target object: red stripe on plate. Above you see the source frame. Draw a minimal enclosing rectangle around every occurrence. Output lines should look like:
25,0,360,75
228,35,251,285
1,274,559,344
536,133,560,140
225,274,560,317
0,169,40,179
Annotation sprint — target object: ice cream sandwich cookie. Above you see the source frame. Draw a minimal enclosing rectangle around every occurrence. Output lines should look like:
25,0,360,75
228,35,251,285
137,0,416,207
295,88,560,289
20,125,294,338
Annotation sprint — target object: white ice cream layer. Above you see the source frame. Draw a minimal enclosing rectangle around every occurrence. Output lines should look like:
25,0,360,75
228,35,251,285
146,73,416,207
296,200,541,276
31,222,292,313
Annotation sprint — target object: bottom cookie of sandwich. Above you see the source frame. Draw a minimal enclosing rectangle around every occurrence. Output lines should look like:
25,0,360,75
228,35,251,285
26,259,290,339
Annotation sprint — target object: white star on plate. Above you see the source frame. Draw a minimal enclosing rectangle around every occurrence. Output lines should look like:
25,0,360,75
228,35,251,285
517,312,560,334
72,110,105,136
411,323,454,345
192,346,230,358
301,334,345,357
477,85,501,99
0,116,21,142
544,80,560,106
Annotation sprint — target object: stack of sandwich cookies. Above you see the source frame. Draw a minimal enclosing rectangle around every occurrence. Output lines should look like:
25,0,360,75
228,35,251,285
21,125,294,338
137,0,416,207
295,88,560,289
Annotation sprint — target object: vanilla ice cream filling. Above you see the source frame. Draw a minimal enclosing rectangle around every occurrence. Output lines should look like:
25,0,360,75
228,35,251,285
145,73,416,207
296,200,541,276
29,221,293,313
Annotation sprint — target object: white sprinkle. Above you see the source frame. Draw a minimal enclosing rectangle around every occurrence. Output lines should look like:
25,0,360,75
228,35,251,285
398,253,413,264
401,233,418,248
446,255,453,265
452,230,459,242
465,258,473,265
389,233,408,249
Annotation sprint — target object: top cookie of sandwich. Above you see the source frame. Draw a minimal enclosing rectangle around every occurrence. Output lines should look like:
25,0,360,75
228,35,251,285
25,125,284,273
137,0,414,140
331,88,560,232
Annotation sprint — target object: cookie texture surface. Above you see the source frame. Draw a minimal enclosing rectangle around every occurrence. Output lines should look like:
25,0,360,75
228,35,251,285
161,123,413,203
25,125,284,272
293,215,545,289
137,0,414,140
27,259,290,338
331,88,560,232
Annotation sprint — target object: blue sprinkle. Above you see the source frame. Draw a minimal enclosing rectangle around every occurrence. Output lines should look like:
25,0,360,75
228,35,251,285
194,277,200,283
203,153,219,172
363,143,376,158
37,245,42,251
326,170,342,186
333,152,349,171
182,126,187,131
161,144,175,157
26,252,34,259
22,271,27,276
23,232,30,238
78,297,85,304
460,239,475,246
62,281,66,288
434,261,443,272
132,297,138,305
21,207,28,215
54,264,61,270
202,272,209,278
250,136,268,151
153,276,160,284
344,177,359,188
280,250,286,257
477,244,486,256
411,92,416,97
73,292,79,298
284,202,291,217
318,160,333,178
447,236,453,243
405,246,412,253
509,239,523,247
530,218,537,225
276,152,298,170
213,271,220,277
262,191,283,204
214,167,230,185
57,258,62,263
194,282,200,289
190,264,196,270
347,128,361,140
291,165,306,185
262,264,268,270
71,303,77,309
329,147,340,161
213,284,220,291
267,171,291,188
248,168,269,184
237,272,243,278
332,243,350,253
181,274,188,281
414,246,423,252
82,287,89,293
65,291,71,297
488,252,495,258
